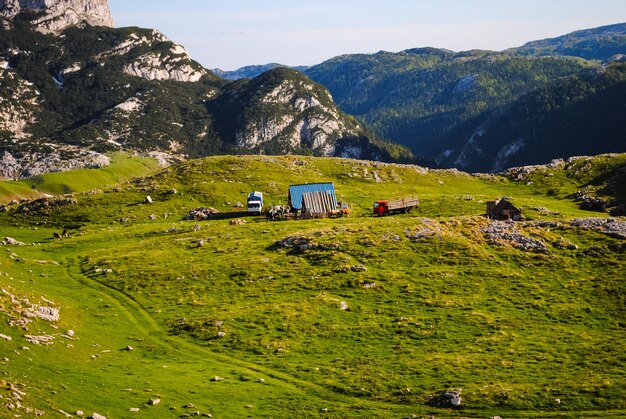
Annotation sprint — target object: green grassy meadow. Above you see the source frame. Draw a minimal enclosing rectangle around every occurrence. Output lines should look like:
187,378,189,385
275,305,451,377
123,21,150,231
1,154,625,418
0,153,162,204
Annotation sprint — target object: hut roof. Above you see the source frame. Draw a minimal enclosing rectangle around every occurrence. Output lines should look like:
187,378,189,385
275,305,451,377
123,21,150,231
493,198,520,215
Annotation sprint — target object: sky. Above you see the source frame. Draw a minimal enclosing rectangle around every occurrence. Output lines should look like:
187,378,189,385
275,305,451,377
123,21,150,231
108,0,626,70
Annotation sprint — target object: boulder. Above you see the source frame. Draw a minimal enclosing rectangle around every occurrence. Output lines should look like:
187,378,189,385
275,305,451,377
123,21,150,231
2,237,24,246
36,306,60,321
428,388,462,408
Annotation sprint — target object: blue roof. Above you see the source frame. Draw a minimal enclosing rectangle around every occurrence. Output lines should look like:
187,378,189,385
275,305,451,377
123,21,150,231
288,183,336,210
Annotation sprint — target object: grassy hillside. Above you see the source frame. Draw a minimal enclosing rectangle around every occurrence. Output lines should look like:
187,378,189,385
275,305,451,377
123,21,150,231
0,154,161,203
1,154,625,418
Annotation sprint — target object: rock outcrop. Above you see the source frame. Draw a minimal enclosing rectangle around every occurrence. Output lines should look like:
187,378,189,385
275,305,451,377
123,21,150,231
122,49,207,82
95,30,208,82
0,148,110,179
240,78,353,156
483,220,549,253
211,68,369,158
570,218,626,240
0,67,40,138
0,0,114,33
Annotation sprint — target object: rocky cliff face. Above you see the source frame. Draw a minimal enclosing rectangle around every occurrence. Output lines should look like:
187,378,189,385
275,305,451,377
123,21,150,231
92,29,208,82
208,68,370,157
0,66,40,138
122,44,207,82
232,77,354,156
0,147,110,179
0,0,113,33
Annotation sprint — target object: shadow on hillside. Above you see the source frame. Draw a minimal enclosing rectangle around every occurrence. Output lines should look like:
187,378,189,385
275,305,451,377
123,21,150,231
186,211,269,222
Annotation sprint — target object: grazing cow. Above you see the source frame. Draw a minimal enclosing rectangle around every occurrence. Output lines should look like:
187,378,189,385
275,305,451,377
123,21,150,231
266,205,290,221
53,232,62,240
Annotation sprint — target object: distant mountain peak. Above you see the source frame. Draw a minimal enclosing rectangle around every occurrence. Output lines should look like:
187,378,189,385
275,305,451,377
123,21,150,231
512,21,626,61
212,63,310,81
0,0,114,33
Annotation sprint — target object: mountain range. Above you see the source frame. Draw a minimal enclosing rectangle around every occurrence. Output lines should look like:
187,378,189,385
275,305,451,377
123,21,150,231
0,0,408,178
0,0,625,177
220,24,626,172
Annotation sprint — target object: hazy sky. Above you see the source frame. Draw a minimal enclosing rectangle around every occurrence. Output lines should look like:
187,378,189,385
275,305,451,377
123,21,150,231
108,1,626,70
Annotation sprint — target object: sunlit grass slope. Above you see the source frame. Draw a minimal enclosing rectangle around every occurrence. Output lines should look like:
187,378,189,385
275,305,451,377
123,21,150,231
0,153,161,203
0,154,625,418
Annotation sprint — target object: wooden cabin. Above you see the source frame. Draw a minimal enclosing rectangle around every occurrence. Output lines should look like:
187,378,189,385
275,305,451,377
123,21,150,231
486,198,522,221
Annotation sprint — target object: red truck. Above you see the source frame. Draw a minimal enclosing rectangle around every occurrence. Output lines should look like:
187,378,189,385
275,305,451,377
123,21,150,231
373,197,419,216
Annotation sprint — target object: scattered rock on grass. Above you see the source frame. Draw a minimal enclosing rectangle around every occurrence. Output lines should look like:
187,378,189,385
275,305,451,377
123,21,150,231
404,219,442,242
274,236,339,253
24,334,55,345
428,388,462,408
2,237,24,246
36,306,60,321
554,239,578,250
16,197,77,214
531,206,560,216
483,221,549,253
186,207,219,220
147,398,160,405
570,218,626,239
571,191,609,212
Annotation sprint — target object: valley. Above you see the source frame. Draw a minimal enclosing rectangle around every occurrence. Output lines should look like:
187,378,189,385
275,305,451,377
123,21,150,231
1,154,625,417
1,1,626,417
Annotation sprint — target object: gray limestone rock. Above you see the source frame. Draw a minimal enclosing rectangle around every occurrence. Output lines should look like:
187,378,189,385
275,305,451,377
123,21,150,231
0,0,113,34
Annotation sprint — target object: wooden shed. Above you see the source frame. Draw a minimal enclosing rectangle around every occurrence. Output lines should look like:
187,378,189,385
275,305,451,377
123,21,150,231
486,198,522,221
288,183,337,217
